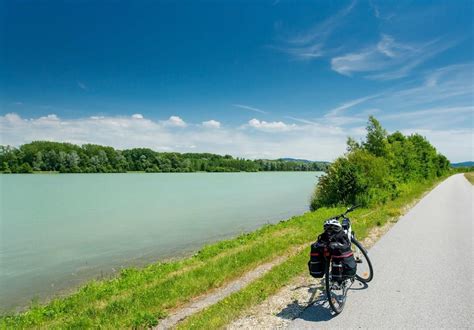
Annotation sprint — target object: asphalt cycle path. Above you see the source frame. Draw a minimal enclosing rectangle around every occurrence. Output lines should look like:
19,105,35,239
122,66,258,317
290,174,473,329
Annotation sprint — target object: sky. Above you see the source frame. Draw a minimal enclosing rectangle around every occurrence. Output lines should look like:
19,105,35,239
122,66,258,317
1,0,473,162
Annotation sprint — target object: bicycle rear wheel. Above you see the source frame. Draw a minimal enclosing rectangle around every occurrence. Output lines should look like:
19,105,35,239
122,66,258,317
325,261,349,314
351,238,373,283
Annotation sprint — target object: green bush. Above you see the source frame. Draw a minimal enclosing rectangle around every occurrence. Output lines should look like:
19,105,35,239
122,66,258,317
311,116,450,210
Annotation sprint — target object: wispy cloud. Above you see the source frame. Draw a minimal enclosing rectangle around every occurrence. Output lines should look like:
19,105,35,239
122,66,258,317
380,106,473,121
277,0,356,60
284,116,318,125
331,34,458,80
77,81,88,90
325,93,381,117
233,104,268,114
373,63,474,109
369,0,395,21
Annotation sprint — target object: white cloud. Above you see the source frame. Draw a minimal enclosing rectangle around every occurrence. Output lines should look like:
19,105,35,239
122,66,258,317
131,113,144,119
0,113,350,161
232,104,268,114
0,112,471,162
163,115,187,127
247,118,297,132
331,35,457,80
202,120,221,128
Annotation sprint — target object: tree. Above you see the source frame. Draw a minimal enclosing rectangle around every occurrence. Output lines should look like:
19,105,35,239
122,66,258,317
0,141,330,173
311,116,450,210
346,137,361,153
66,152,81,172
363,116,388,157
18,163,33,173
32,151,44,171
2,162,11,173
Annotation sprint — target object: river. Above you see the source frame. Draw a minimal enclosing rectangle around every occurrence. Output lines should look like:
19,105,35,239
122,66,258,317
0,172,322,311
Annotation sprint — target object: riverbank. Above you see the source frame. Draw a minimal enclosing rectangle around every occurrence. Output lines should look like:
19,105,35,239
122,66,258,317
0,174,451,328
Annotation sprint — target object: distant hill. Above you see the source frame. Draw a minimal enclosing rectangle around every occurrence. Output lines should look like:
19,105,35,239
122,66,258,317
451,161,474,168
279,158,330,164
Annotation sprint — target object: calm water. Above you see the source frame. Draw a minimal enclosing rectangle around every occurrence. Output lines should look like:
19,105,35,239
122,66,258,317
0,172,321,311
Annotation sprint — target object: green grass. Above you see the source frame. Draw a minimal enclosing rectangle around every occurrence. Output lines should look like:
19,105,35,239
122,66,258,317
464,172,474,185
0,176,447,329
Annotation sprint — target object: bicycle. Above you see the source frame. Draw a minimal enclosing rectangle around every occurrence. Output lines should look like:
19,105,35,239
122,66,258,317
323,205,374,314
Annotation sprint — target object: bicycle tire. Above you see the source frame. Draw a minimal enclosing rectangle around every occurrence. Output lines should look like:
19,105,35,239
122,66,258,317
351,238,374,283
325,260,347,314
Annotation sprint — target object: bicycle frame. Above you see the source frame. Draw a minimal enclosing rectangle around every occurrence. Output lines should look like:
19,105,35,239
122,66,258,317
321,205,373,314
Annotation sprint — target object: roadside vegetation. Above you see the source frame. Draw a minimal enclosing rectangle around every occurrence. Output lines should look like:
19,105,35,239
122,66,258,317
464,172,474,185
311,116,450,209
0,142,328,173
0,117,453,328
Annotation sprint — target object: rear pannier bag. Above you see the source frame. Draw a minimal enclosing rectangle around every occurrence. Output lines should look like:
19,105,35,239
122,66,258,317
331,251,357,281
308,241,326,278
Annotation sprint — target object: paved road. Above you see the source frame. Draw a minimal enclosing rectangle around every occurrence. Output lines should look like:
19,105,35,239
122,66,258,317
290,174,473,329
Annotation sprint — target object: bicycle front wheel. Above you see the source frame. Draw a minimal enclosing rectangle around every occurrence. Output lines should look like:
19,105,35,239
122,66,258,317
351,238,374,283
325,261,349,314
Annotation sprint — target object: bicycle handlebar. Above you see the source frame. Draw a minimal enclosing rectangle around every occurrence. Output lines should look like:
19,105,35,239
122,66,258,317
334,205,360,219
345,205,360,214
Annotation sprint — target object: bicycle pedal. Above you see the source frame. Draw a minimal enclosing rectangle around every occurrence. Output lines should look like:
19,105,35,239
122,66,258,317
355,259,363,263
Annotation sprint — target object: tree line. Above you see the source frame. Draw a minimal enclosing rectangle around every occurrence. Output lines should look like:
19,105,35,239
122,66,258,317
311,116,451,210
0,141,329,173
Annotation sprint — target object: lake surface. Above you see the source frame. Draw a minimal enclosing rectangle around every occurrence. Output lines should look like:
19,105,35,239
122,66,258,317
0,172,322,311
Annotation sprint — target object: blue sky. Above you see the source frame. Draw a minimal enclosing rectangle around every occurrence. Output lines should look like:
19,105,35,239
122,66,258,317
1,0,473,161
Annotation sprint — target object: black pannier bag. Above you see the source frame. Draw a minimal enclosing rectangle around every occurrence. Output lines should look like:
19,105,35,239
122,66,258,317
331,252,357,281
329,235,357,281
308,239,326,278
308,229,357,280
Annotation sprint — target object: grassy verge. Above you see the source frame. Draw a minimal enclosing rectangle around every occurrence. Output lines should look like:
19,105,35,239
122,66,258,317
0,176,447,329
177,176,448,329
464,172,474,185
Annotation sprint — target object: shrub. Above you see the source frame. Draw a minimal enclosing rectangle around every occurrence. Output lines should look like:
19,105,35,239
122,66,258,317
311,116,449,210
